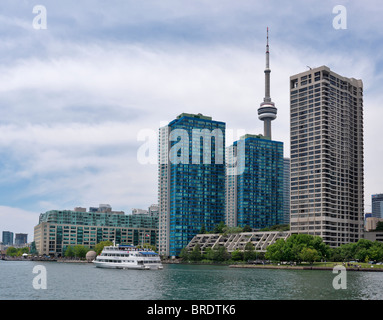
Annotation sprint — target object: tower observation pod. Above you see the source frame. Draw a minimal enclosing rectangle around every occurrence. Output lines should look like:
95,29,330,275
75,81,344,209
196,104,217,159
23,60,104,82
258,27,277,139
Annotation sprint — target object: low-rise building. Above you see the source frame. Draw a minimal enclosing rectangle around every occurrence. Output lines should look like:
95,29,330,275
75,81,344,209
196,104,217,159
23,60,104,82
34,204,158,257
186,230,291,253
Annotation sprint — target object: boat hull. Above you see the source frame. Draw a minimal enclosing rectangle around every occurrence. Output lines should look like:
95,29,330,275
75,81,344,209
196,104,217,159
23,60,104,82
93,260,162,270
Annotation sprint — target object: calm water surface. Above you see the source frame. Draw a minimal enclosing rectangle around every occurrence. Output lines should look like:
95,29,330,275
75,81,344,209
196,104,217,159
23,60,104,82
1,260,383,300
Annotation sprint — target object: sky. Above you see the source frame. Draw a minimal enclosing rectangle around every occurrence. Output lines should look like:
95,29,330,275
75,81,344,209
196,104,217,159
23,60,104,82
1,0,383,241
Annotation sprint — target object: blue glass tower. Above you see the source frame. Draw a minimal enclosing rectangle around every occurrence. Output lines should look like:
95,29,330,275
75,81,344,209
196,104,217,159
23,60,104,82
158,113,226,257
228,134,283,229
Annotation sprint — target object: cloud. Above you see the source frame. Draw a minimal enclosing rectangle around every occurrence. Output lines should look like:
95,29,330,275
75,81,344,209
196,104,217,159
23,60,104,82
0,0,382,239
0,206,38,239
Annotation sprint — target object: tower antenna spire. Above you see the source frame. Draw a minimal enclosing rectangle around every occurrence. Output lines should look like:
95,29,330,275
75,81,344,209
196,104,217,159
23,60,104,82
258,27,277,139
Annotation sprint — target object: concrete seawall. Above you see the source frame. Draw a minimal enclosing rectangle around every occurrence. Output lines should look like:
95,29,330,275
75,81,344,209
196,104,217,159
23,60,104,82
229,264,383,272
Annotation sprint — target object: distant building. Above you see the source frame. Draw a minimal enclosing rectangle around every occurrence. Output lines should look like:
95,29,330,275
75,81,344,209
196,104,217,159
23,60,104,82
365,217,383,232
372,194,383,219
34,204,158,256
15,233,28,246
2,231,13,246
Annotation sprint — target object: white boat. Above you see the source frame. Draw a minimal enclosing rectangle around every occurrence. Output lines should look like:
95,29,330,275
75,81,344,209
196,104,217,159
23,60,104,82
93,244,163,270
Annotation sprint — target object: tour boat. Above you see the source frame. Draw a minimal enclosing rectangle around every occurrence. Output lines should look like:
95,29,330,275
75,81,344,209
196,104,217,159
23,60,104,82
93,244,163,270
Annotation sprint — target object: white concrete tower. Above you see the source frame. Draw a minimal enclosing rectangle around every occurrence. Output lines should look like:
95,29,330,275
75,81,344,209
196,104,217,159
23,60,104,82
258,27,277,139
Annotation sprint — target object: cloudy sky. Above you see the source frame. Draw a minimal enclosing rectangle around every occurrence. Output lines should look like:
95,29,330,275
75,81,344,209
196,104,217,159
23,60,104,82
1,0,382,240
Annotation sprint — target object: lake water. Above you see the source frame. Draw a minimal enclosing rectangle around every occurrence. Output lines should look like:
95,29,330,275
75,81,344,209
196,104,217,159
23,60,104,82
1,260,383,300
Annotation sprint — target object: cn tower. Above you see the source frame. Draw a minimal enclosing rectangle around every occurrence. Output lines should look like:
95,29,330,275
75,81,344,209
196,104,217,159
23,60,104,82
258,27,277,139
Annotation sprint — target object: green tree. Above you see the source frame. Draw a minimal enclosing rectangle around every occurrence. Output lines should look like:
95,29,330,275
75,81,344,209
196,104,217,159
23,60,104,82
242,225,252,232
265,234,330,263
179,248,190,261
231,249,243,261
375,221,383,231
30,241,38,255
243,242,256,261
355,248,368,262
265,238,285,262
64,245,75,258
74,245,89,259
213,246,230,261
6,247,17,257
367,243,383,261
213,221,226,234
189,244,202,261
299,247,320,264
94,241,113,255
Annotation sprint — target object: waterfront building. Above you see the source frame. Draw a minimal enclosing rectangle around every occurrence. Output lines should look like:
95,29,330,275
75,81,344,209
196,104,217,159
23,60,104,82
289,66,364,247
372,194,383,219
226,134,284,230
34,204,158,256
283,158,291,225
15,233,28,246
2,231,13,246
158,113,226,257
225,29,284,230
187,230,291,253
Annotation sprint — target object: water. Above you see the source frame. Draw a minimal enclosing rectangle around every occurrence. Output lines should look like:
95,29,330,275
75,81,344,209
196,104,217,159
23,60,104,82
1,260,383,300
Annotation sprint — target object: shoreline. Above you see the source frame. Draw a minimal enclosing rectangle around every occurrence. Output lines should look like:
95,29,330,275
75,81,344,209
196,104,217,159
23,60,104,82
229,264,383,272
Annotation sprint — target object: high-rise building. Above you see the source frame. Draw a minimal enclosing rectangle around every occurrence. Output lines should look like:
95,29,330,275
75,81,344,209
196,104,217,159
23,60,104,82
225,30,284,230
289,65,364,247
2,231,13,245
283,158,291,225
158,113,226,257
15,233,28,246
372,194,383,219
226,134,284,229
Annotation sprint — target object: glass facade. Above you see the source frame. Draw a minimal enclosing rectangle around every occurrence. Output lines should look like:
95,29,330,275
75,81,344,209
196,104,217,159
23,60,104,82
372,194,383,219
228,134,284,230
34,208,158,256
159,113,226,257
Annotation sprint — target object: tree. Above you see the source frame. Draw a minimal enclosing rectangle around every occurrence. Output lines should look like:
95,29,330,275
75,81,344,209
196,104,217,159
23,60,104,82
375,221,383,231
213,221,226,234
6,247,17,257
74,245,89,259
64,246,75,258
244,242,256,261
94,241,113,255
265,238,285,262
30,241,38,255
213,246,230,261
367,242,383,261
179,248,190,261
299,247,320,264
189,244,202,261
199,224,207,234
231,249,243,261
242,225,252,232
265,234,330,263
